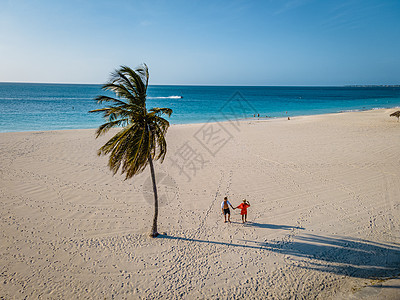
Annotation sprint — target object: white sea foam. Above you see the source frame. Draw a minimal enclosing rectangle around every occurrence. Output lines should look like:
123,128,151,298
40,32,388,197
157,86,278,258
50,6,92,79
339,107,397,113
148,96,182,99
339,109,363,113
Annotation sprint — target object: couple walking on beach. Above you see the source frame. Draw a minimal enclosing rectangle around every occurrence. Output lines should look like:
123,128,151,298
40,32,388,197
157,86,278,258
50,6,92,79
221,197,250,223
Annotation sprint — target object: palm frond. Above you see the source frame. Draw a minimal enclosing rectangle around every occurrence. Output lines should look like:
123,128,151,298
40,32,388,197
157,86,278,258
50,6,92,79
150,107,173,117
390,111,400,117
90,103,144,120
93,95,128,106
102,83,136,102
116,65,148,104
151,121,168,162
94,118,130,138
90,64,172,179
122,124,150,178
111,70,139,98
132,63,149,90
89,107,128,121
145,113,170,162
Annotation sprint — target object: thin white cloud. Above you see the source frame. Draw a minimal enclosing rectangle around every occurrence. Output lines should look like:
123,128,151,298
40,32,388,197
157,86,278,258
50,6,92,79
273,0,314,15
139,20,152,27
322,1,389,31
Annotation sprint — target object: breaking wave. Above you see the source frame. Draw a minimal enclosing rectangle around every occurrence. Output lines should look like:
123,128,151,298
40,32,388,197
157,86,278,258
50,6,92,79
148,96,183,99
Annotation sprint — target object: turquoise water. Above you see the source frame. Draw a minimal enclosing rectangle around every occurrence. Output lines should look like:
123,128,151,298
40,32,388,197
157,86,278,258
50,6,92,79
0,83,399,132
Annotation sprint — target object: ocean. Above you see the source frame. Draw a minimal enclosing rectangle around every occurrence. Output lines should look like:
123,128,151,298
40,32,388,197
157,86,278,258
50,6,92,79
0,82,399,132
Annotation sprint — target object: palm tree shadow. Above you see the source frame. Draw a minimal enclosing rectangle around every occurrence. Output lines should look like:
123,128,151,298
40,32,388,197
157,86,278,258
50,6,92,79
159,233,400,279
244,221,305,230
243,234,400,279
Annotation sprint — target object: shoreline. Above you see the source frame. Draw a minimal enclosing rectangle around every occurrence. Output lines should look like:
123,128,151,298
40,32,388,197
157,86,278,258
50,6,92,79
1,106,399,134
1,108,399,298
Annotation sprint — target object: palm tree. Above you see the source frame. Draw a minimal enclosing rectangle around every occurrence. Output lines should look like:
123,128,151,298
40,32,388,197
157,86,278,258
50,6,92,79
89,64,172,237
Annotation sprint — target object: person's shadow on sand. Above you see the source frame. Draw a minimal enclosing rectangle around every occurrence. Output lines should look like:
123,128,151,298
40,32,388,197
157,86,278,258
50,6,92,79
242,234,400,280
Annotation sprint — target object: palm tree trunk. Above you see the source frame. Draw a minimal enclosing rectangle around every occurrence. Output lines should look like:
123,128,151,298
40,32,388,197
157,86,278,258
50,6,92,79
148,155,159,237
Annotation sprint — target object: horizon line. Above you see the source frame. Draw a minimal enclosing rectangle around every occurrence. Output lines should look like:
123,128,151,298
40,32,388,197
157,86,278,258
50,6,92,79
1,81,399,88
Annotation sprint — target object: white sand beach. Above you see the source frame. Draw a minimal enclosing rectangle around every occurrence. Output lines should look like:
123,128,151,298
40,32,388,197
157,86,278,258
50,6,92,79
1,109,399,299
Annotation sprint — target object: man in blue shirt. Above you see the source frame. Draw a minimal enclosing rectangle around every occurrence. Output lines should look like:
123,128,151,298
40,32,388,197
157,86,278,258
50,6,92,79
221,196,235,223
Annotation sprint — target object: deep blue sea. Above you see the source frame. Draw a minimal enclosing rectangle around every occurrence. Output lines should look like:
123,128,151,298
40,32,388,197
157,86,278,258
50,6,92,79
0,82,399,132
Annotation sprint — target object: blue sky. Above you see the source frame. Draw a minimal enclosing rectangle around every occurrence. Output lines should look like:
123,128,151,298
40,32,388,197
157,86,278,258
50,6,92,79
0,0,399,85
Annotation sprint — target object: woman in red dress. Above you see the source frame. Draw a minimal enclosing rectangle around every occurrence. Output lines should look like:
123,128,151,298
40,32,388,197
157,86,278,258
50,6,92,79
236,199,250,223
